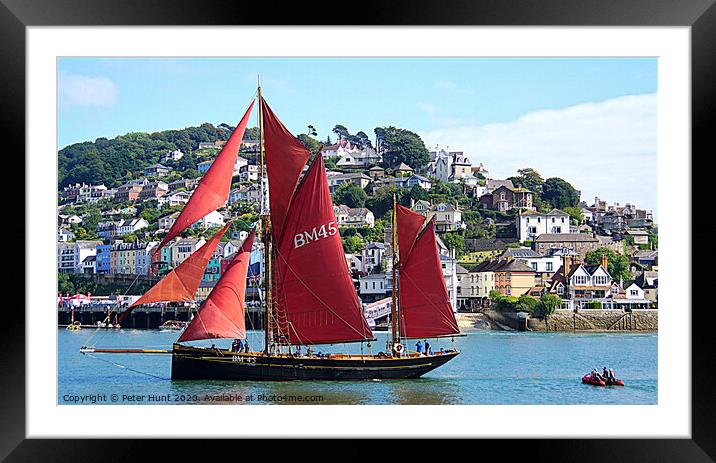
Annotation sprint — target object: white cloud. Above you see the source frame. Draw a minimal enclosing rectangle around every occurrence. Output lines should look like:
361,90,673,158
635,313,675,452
59,72,118,107
420,93,657,217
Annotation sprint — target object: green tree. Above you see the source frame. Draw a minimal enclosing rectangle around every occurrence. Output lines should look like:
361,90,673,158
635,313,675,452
332,124,349,141
441,232,466,259
342,235,365,253
535,293,561,322
584,247,631,281
541,177,580,209
297,133,322,156
516,295,541,314
333,182,368,208
509,168,544,194
563,206,585,225
374,126,430,169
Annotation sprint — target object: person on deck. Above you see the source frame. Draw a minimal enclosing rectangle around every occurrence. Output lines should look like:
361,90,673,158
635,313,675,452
424,340,432,356
415,340,423,355
244,339,250,353
231,339,238,352
237,339,244,352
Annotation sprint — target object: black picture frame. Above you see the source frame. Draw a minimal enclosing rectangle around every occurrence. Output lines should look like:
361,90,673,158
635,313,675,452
3,0,710,459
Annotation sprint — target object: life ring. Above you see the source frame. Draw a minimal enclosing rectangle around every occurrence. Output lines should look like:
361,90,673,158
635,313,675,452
393,343,404,354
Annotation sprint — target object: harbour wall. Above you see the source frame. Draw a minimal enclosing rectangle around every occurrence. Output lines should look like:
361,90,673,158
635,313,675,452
482,309,657,332
58,306,265,329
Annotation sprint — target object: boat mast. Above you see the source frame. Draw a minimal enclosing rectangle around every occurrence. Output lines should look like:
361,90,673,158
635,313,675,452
258,82,273,354
390,193,399,349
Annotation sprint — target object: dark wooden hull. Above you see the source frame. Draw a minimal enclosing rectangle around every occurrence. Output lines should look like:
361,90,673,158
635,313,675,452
171,344,459,381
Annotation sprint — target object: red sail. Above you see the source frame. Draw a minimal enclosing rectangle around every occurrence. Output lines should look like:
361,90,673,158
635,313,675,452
261,97,311,241
396,204,426,265
118,222,233,321
272,155,373,345
156,101,254,252
178,229,255,342
398,218,460,339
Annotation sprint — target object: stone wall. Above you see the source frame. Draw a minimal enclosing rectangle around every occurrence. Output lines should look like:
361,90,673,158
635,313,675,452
527,309,658,332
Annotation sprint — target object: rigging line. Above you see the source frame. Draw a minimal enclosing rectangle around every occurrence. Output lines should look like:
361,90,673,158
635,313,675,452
84,352,169,381
273,248,370,339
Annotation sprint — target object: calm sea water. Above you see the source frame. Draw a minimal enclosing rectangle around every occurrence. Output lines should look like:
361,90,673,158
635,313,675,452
58,328,657,405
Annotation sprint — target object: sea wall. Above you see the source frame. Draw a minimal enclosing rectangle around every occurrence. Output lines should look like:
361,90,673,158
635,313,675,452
526,310,658,332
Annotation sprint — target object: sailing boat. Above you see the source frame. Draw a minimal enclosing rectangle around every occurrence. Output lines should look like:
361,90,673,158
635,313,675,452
82,87,461,381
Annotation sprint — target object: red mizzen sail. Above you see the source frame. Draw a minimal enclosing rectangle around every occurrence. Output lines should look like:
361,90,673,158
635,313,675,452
178,229,256,342
156,101,254,252
118,222,232,321
260,97,311,242
398,218,459,339
272,155,372,345
396,204,426,265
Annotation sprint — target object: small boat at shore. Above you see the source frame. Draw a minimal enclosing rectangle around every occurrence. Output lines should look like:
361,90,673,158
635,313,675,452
159,320,189,332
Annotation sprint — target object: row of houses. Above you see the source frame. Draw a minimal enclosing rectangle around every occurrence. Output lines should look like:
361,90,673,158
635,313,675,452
454,251,656,311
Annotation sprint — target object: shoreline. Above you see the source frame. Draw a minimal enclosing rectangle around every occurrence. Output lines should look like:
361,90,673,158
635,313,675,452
457,310,658,333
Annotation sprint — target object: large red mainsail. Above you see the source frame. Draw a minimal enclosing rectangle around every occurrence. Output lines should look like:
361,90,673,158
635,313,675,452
272,155,373,345
156,101,254,252
260,97,311,241
178,229,256,342
398,218,459,339
118,222,233,321
396,204,426,265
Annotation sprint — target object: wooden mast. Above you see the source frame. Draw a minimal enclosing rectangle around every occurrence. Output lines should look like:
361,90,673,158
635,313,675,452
258,83,273,354
390,193,398,349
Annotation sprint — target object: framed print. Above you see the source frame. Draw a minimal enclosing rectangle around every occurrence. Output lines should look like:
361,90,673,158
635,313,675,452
3,0,712,459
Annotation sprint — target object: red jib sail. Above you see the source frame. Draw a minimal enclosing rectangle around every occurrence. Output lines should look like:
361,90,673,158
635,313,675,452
178,229,256,342
156,101,254,252
118,222,233,321
398,217,460,339
396,204,426,264
260,97,311,241
272,155,373,345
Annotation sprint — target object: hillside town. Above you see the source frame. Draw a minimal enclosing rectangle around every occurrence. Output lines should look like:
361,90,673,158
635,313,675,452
57,125,658,319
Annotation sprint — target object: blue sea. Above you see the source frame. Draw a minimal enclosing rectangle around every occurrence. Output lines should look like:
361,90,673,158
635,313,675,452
58,328,657,405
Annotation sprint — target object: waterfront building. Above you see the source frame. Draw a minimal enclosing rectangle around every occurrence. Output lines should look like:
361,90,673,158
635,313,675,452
547,255,623,309
57,240,102,274
326,172,372,193
143,163,172,178
533,233,604,259
480,185,534,212
157,191,190,207
138,181,169,201
172,237,206,267
361,242,386,274
333,205,375,228
191,210,225,229
428,148,478,185
168,177,199,192
95,244,112,274
518,209,571,243
57,228,75,242
81,255,96,274
425,203,464,232
62,182,111,203
359,273,392,303
160,149,184,163
474,258,536,298
158,212,180,231
117,218,149,236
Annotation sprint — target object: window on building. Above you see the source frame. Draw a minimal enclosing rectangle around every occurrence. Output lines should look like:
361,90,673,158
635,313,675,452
546,262,553,272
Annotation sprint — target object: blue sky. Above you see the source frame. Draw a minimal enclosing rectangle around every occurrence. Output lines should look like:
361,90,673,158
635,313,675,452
58,57,657,215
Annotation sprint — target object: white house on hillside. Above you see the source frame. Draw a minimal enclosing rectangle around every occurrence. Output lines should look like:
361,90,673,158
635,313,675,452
518,209,571,243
